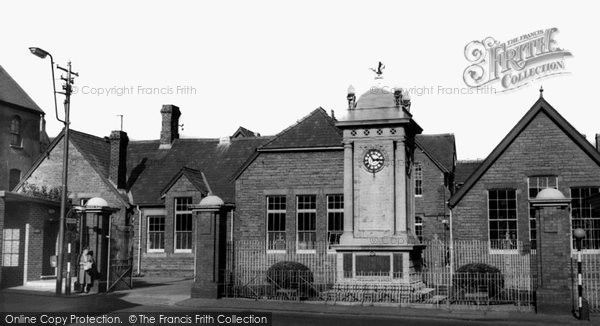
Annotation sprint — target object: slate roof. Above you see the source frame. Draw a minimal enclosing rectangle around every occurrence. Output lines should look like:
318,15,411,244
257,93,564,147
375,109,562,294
160,167,210,196
0,65,44,113
232,126,258,138
259,108,343,150
454,160,483,185
69,129,111,178
449,96,600,207
15,128,130,206
415,134,455,173
129,136,271,205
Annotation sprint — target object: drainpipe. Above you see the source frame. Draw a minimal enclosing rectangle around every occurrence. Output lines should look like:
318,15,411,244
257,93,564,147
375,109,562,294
448,205,454,274
136,205,142,276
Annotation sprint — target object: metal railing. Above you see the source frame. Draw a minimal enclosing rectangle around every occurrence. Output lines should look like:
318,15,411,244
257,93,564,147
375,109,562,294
572,253,600,313
223,240,535,310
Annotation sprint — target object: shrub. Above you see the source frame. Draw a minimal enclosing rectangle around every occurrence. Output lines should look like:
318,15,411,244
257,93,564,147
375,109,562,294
453,263,504,298
266,261,314,290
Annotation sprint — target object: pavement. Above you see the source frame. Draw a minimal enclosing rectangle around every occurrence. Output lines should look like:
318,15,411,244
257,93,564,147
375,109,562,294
2,277,596,325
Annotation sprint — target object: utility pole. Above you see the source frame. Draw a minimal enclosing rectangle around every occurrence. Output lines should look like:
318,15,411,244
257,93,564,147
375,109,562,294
55,61,78,295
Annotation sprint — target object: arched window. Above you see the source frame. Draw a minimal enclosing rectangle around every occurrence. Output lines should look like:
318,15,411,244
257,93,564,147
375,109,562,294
10,116,22,147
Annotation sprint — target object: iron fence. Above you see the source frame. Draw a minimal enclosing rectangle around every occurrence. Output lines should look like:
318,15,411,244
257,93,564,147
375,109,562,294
572,253,600,313
223,240,535,310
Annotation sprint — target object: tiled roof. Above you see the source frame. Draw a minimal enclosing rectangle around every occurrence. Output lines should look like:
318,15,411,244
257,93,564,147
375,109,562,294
128,136,271,205
160,167,210,196
69,129,111,178
415,134,455,173
454,160,482,184
449,96,600,207
260,108,342,150
0,65,44,113
14,128,130,206
232,126,258,138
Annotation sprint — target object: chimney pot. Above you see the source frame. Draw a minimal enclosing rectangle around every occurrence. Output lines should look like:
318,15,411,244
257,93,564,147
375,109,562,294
160,104,181,149
109,130,129,189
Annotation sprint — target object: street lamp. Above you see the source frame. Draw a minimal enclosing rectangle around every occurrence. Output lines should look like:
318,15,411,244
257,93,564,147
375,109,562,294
29,47,77,295
29,47,63,125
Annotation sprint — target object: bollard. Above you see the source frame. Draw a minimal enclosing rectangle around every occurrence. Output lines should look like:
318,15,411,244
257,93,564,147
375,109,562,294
65,243,71,295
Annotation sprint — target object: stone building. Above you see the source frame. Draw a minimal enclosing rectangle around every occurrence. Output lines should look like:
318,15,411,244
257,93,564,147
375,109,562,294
234,86,456,282
13,104,270,278
127,105,269,276
449,95,600,251
0,65,49,191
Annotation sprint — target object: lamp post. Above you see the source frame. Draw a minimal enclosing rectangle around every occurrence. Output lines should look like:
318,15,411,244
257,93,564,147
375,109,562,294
573,228,586,319
29,47,78,295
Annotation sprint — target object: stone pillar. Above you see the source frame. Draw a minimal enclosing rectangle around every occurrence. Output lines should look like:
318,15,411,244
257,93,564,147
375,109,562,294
191,198,227,299
342,141,353,237
0,195,5,287
530,191,572,315
394,133,407,234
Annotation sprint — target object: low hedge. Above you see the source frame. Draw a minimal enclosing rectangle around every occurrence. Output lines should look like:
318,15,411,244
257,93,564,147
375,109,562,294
453,263,505,298
266,261,314,290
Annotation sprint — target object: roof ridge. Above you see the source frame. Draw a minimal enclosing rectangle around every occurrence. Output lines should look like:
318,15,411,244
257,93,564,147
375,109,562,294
418,133,455,137
258,107,329,149
0,65,43,113
69,129,110,142
449,95,600,207
129,139,161,144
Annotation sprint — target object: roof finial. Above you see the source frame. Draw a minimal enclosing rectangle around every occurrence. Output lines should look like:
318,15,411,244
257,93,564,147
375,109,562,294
539,85,544,98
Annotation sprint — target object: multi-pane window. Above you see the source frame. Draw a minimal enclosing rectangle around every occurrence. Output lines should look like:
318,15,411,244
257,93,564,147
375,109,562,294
571,187,600,250
148,215,165,251
267,196,286,250
2,229,19,266
10,116,21,147
297,195,316,251
415,215,423,243
414,163,423,196
174,197,193,251
488,189,518,250
327,194,344,250
528,176,558,250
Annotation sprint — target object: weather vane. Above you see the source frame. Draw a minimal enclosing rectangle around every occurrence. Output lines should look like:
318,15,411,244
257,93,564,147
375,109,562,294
370,61,385,80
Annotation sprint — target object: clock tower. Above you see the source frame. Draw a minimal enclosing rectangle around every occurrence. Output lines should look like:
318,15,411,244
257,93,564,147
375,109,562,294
334,84,423,284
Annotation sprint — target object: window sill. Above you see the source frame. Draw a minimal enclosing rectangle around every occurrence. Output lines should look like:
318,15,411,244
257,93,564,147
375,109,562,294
489,249,518,255
174,250,192,254
267,250,287,254
10,145,23,149
572,250,600,254
145,252,167,257
296,249,316,254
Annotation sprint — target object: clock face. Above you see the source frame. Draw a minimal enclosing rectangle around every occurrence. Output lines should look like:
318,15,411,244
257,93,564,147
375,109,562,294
363,149,384,173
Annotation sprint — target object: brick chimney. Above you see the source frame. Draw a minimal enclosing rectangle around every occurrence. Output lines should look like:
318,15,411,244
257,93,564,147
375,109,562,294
159,104,181,149
109,130,129,189
596,133,600,151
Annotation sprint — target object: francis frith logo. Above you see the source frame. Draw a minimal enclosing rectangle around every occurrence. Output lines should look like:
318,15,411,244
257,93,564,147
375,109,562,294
463,28,572,92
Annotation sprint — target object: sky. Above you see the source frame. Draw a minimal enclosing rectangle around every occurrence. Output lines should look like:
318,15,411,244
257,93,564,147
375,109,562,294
1,0,598,160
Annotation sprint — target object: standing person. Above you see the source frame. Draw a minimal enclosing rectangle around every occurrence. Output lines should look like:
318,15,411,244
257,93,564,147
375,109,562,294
85,250,96,293
78,248,91,293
